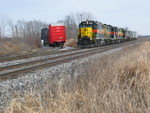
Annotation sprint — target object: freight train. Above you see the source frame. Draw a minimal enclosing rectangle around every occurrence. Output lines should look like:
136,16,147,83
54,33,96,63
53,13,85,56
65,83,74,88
77,20,138,47
41,23,66,47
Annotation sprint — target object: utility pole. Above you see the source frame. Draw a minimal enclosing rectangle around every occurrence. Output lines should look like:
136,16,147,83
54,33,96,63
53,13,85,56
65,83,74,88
80,14,82,22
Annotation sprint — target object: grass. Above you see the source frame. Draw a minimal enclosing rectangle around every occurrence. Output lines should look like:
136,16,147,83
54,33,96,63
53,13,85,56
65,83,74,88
0,38,76,55
64,39,77,47
0,38,40,55
4,41,150,113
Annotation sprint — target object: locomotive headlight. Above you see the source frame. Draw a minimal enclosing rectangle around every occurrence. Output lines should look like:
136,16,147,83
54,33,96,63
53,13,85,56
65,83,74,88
41,40,44,46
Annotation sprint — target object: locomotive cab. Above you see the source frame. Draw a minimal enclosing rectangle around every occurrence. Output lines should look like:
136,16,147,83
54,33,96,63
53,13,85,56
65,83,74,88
78,21,98,46
118,28,126,42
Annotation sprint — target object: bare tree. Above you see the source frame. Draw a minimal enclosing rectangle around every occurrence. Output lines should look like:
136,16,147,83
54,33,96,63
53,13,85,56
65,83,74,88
75,11,96,25
8,19,48,48
57,14,77,39
64,15,78,39
0,16,9,38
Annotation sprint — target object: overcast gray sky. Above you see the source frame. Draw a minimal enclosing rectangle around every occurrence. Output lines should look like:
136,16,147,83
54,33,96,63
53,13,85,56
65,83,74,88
0,0,150,35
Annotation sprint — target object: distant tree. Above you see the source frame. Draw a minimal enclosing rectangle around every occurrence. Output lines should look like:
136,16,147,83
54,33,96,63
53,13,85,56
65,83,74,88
0,15,9,38
75,11,96,25
64,15,78,39
9,20,48,48
57,14,77,39
124,27,128,31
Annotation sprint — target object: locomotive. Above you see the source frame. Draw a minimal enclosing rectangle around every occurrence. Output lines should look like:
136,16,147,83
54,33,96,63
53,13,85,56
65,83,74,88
78,20,138,47
41,23,66,47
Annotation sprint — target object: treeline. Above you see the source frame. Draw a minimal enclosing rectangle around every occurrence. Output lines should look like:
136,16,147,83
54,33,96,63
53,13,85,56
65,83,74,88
0,19,48,49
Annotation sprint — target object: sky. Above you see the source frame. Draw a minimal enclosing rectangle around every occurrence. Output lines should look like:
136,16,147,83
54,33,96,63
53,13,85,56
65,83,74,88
0,0,150,35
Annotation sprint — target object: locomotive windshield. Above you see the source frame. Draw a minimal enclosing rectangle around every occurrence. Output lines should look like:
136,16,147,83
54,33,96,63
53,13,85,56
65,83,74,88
79,21,97,29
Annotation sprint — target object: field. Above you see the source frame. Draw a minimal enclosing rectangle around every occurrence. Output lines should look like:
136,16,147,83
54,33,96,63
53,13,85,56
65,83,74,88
0,38,39,55
3,41,150,113
0,38,77,55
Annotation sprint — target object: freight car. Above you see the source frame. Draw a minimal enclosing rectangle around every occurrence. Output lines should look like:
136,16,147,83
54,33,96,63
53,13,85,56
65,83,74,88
41,23,66,47
77,20,138,47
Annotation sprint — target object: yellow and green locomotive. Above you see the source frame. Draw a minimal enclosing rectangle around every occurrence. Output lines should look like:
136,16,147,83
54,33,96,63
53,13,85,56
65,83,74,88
77,20,137,47
78,21,103,47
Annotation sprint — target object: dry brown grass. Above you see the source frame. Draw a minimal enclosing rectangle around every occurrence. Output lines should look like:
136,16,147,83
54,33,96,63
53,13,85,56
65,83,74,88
0,41,31,55
0,38,39,55
4,41,150,113
1,42,17,54
64,39,77,47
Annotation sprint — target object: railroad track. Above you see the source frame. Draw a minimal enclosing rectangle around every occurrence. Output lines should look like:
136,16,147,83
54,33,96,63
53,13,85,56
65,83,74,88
0,47,78,63
0,47,100,72
0,39,148,80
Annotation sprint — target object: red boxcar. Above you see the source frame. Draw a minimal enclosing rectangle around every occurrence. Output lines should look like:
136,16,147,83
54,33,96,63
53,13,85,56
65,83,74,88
49,23,66,46
41,23,66,47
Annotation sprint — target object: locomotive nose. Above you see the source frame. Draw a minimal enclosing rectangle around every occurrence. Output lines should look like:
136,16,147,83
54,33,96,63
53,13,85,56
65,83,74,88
81,27,92,39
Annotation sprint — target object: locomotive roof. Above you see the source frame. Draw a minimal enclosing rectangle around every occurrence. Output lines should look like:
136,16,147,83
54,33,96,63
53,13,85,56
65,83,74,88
81,20,102,24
